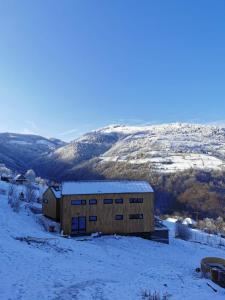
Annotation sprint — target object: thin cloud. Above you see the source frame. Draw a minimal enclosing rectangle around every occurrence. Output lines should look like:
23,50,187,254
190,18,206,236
25,120,39,132
20,128,37,135
59,128,79,136
20,120,40,135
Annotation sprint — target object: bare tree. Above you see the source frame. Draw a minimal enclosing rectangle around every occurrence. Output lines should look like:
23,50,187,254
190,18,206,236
25,182,36,203
8,183,16,205
35,177,47,186
25,169,36,183
8,183,21,212
0,164,12,178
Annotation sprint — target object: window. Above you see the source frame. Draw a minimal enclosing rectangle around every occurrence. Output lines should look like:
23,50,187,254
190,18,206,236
71,200,86,205
89,216,97,221
115,214,123,220
129,214,143,220
89,199,97,205
43,198,48,204
115,198,123,204
53,186,60,191
129,198,143,203
104,199,113,204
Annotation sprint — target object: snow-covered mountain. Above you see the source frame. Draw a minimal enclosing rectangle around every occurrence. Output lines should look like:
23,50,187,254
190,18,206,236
1,123,225,180
97,123,225,173
0,133,66,173
41,123,225,180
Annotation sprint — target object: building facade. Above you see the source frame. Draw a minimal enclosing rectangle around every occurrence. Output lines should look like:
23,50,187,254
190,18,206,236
42,185,61,221
43,180,154,236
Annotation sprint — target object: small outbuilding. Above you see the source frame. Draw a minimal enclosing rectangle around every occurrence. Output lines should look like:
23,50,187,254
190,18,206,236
14,174,28,185
42,185,61,221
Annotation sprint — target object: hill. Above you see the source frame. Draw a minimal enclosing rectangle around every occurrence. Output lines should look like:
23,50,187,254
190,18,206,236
0,132,66,174
1,123,225,180
0,186,225,299
35,123,225,180
0,124,225,218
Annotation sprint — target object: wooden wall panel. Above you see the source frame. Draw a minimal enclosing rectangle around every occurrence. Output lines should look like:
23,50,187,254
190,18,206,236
61,192,154,235
42,188,59,220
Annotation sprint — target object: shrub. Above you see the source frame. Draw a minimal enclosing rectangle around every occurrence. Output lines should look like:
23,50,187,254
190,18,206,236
141,290,169,300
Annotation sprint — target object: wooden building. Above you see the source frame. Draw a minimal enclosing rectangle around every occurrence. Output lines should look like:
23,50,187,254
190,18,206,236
42,185,61,221
14,174,28,185
43,180,154,236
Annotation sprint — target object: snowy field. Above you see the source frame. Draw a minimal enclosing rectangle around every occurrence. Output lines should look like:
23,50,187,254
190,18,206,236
0,194,225,299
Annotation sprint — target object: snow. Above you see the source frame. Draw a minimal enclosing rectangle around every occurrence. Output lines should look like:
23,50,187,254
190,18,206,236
0,185,225,299
148,154,224,172
36,139,53,145
50,187,61,198
165,217,178,223
36,140,56,149
9,140,32,145
94,123,225,173
62,180,154,195
183,218,197,226
0,180,45,202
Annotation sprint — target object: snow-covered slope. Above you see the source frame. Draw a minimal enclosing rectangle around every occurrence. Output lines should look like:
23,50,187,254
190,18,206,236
44,123,225,180
97,123,225,172
0,192,225,299
1,123,225,180
0,133,66,174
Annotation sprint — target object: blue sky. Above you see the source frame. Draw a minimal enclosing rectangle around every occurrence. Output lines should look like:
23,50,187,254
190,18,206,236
0,0,225,141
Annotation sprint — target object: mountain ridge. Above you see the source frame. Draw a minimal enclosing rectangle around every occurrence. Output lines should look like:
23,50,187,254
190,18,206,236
0,123,225,180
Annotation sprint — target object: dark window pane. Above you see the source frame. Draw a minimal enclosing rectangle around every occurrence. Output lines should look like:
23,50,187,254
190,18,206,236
115,198,123,204
71,200,86,205
89,216,97,221
129,214,143,220
104,199,113,204
89,199,97,205
115,214,123,220
129,198,143,204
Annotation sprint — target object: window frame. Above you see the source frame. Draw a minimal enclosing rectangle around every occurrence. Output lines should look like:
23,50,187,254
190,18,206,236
43,198,48,204
115,214,123,220
89,216,97,222
89,199,97,205
129,214,144,220
115,198,123,204
103,199,113,204
71,199,86,206
129,198,144,204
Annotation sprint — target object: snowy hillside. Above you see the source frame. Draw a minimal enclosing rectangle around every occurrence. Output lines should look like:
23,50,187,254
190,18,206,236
1,123,225,180
0,133,66,173
0,186,225,299
41,123,225,180
96,123,225,173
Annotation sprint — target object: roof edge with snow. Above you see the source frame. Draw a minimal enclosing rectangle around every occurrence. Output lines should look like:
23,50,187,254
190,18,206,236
61,180,154,196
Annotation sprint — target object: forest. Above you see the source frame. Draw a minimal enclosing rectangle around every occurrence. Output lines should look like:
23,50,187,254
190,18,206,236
81,160,225,220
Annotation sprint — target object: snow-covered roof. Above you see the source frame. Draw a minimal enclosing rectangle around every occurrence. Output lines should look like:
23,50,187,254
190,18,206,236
50,186,61,198
14,174,27,181
61,180,153,195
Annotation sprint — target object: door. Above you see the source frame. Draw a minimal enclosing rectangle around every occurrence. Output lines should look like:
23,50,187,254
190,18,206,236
71,216,86,234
